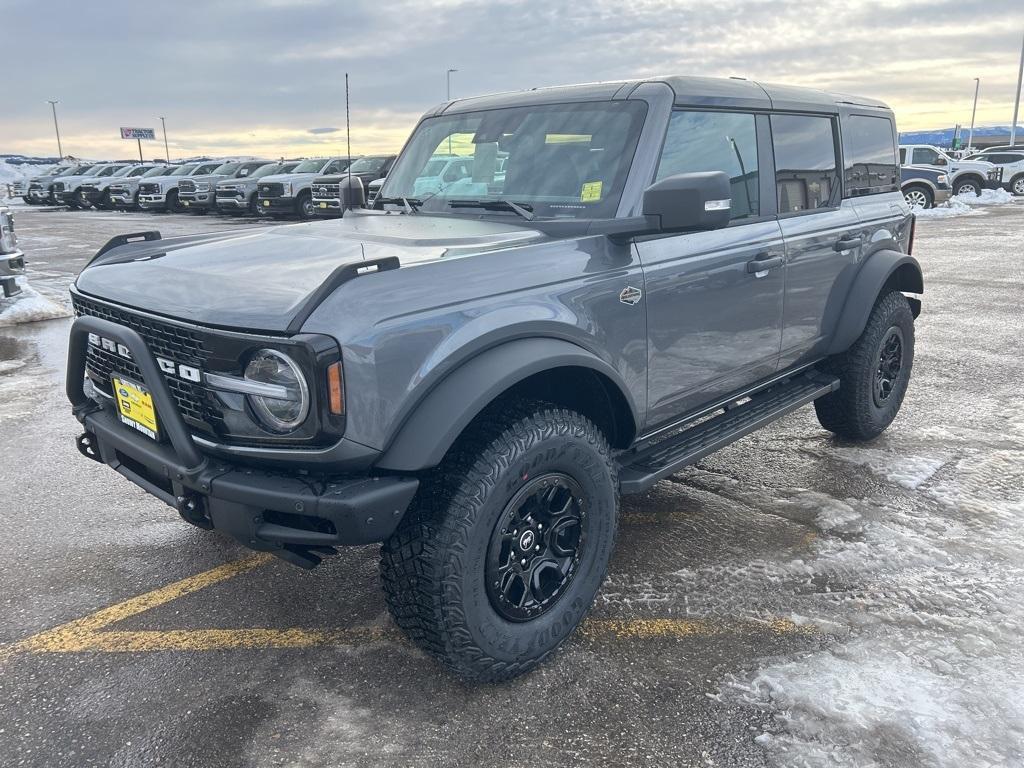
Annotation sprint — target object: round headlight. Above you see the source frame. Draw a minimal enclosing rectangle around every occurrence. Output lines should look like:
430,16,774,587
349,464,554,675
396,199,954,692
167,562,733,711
244,349,310,432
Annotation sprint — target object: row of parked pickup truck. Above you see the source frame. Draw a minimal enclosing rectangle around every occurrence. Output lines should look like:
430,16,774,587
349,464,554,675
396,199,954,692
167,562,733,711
14,142,1024,216
16,154,397,218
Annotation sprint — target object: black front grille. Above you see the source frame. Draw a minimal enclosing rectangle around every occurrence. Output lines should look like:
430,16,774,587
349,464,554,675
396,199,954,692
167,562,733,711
179,179,196,193
72,294,224,436
138,183,160,195
259,182,284,198
216,187,242,198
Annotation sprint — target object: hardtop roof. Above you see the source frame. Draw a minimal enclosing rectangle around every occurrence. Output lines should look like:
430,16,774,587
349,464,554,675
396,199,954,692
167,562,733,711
438,75,891,116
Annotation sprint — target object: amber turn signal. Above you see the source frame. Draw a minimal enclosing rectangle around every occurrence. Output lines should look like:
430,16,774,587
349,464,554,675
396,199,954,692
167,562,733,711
327,362,345,415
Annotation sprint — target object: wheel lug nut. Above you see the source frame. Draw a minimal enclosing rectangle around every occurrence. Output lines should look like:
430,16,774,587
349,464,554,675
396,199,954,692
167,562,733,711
521,559,527,566
535,545,541,551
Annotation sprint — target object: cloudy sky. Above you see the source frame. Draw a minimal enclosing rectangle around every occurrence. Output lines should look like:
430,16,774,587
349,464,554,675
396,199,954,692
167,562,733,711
4,0,1024,160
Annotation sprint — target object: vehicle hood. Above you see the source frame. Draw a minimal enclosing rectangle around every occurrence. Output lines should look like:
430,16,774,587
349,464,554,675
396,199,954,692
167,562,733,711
74,212,546,332
187,173,230,183
258,172,320,184
952,159,995,172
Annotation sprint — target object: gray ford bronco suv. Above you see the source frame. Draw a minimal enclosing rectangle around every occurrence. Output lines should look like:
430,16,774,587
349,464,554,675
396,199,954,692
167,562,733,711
67,76,921,681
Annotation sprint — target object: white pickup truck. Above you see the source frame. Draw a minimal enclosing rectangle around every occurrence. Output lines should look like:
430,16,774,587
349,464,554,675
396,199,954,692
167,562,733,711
899,144,1002,196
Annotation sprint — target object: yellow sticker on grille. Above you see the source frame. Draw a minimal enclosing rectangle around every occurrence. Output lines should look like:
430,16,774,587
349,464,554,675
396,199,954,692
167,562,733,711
581,181,603,202
113,377,159,440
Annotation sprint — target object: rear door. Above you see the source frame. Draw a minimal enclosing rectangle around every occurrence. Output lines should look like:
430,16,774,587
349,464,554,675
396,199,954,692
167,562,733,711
636,109,785,426
771,113,864,368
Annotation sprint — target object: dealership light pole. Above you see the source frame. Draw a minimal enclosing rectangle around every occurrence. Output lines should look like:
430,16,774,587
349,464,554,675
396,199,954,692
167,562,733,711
47,100,63,158
1012,32,1024,147
967,78,980,152
159,116,170,162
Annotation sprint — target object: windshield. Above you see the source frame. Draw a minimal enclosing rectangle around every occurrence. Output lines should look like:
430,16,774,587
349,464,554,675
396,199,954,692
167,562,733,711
141,166,169,177
349,156,387,174
95,165,127,177
170,164,199,176
112,166,137,177
382,101,647,218
70,165,99,176
250,163,284,179
211,161,242,175
292,158,328,174
234,162,267,177
127,166,152,177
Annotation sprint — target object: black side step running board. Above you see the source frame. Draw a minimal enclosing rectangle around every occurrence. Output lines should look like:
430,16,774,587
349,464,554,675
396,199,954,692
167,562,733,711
617,371,839,494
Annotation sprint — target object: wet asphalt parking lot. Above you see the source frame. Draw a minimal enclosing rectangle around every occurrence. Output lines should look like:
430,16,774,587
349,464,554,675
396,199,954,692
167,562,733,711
0,198,1022,767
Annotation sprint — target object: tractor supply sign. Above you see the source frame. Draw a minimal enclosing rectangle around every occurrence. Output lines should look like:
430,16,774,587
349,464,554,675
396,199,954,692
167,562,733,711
120,127,156,140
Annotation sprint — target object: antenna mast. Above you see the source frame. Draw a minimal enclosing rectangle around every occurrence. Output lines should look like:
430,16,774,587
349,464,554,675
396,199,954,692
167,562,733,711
345,73,353,211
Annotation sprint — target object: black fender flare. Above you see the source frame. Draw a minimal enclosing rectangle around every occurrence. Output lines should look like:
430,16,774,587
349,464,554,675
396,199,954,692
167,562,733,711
374,337,640,472
827,250,923,355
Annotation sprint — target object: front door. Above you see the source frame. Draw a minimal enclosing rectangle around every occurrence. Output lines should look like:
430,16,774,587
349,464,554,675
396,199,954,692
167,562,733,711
636,109,785,428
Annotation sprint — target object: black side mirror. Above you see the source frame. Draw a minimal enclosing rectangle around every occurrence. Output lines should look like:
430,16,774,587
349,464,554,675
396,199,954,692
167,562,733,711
642,171,731,233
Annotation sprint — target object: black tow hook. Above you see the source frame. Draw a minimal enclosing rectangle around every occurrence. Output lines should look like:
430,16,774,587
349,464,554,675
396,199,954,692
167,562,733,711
176,493,214,530
76,432,103,464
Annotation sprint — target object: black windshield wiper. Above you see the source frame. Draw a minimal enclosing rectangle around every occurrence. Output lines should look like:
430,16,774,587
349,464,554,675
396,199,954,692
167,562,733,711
448,199,535,221
376,196,421,214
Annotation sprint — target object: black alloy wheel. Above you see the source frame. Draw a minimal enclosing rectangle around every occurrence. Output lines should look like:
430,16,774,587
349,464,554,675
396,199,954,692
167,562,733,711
485,473,587,622
874,327,904,407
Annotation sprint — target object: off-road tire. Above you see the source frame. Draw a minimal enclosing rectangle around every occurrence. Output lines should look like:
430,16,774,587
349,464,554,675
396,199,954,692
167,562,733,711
815,290,914,440
953,176,982,197
380,400,618,682
902,183,933,209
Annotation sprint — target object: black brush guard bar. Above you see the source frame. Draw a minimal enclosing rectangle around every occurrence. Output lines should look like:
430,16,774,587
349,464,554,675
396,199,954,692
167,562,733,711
67,315,419,567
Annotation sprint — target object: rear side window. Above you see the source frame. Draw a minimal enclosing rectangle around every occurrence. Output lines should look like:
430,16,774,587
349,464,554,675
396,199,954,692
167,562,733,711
843,115,898,196
771,114,840,213
656,111,759,220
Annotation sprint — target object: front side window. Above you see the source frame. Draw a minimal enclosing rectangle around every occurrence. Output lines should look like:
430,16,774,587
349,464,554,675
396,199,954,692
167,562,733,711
656,110,759,220
382,100,648,219
843,115,898,196
914,147,942,165
771,114,840,213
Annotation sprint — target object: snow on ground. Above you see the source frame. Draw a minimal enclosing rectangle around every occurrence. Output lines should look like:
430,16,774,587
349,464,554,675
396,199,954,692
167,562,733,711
915,187,1020,220
712,418,1024,763
0,277,72,327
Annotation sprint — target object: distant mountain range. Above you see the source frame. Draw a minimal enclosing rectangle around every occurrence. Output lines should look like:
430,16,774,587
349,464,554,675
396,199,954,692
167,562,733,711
898,125,1022,147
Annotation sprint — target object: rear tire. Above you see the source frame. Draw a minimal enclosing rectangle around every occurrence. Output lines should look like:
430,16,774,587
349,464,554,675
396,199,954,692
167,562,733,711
380,400,618,682
814,290,915,440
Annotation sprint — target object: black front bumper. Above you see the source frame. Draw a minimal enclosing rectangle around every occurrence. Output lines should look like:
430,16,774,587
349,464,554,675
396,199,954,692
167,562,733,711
258,197,296,214
68,315,419,567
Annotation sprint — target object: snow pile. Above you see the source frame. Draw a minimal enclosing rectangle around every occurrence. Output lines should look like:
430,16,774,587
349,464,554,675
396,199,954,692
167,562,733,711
913,196,976,220
0,160,53,192
0,278,72,327
954,187,1016,206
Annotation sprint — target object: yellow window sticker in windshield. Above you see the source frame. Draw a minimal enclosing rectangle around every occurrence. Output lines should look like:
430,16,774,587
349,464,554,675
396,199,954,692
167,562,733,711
580,181,603,202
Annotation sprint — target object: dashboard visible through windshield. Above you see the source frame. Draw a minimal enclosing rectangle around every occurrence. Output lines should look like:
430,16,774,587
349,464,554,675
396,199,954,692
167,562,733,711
381,100,648,219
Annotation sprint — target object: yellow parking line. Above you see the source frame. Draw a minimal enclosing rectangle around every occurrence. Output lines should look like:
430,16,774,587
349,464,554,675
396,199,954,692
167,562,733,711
0,553,272,661
0,553,816,660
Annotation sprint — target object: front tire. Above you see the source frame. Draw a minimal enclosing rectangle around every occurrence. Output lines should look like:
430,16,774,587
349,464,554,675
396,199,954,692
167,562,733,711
815,290,915,440
380,401,618,682
903,184,933,209
296,191,314,219
1010,174,1024,197
166,189,183,213
953,177,982,197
